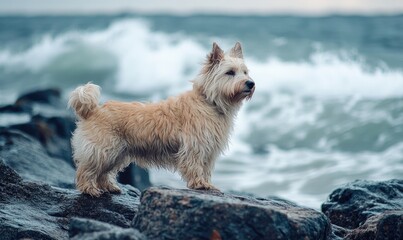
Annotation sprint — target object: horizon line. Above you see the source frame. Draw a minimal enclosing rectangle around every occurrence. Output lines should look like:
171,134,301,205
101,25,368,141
1,10,403,18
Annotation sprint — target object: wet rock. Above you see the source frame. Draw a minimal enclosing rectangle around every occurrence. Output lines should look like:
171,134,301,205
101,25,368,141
322,179,403,240
69,218,146,240
119,164,152,191
133,187,331,240
8,114,76,165
0,88,76,165
330,224,351,240
0,129,75,188
0,160,141,240
0,104,32,114
0,89,63,116
16,88,62,108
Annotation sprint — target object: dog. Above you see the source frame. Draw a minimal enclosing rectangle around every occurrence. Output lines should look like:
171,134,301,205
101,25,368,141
68,42,255,197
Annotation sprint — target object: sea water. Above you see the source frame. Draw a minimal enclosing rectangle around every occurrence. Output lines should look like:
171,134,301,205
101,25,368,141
0,14,402,208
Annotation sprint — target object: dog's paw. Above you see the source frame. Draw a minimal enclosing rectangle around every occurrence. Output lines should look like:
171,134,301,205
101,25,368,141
206,186,222,193
84,188,104,198
107,185,122,194
193,184,221,192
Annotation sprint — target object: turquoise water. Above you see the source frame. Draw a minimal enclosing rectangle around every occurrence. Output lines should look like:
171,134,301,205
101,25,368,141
0,14,402,208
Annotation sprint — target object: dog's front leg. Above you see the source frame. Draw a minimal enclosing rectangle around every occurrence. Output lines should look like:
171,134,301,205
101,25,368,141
176,146,214,190
202,155,220,191
177,146,220,191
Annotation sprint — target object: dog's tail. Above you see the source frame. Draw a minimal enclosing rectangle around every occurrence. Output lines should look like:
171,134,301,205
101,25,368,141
68,83,101,120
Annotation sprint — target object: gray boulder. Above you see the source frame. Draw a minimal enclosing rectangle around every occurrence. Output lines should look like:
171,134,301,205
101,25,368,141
133,187,331,240
69,218,146,240
322,179,403,239
0,159,141,240
0,129,75,188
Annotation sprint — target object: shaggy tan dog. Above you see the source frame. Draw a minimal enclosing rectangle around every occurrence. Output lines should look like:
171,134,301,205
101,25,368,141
68,42,255,197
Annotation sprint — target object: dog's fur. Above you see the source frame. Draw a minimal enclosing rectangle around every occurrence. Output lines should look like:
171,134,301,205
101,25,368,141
68,42,255,197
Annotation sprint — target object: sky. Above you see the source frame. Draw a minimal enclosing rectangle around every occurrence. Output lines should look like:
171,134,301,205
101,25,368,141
0,0,403,15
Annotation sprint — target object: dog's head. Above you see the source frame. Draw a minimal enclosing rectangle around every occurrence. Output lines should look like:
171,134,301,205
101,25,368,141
194,42,255,113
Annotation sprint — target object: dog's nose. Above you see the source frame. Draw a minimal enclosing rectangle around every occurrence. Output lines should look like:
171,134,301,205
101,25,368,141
245,80,255,89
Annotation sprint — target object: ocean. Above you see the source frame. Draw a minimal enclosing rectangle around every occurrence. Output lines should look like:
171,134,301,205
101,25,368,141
0,14,402,208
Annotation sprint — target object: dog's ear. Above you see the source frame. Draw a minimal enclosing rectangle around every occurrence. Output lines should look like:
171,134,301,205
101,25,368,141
230,42,243,59
208,42,224,64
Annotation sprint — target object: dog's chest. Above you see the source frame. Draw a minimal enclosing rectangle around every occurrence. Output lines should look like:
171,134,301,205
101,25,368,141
192,113,233,152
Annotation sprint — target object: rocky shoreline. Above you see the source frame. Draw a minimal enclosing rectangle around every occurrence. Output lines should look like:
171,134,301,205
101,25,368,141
0,89,402,240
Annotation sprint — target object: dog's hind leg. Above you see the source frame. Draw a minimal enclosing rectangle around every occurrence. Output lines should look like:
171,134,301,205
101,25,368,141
72,127,104,196
73,140,104,196
74,136,125,196
95,145,133,194
94,146,128,194
76,157,104,197
97,170,121,194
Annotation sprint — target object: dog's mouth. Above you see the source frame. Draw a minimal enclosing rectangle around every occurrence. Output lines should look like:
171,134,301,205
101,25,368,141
242,87,255,95
240,89,254,101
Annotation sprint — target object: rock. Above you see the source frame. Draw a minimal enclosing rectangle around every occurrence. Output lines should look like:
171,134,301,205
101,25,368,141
330,224,350,240
0,104,32,114
322,179,403,240
69,218,146,240
0,160,141,240
119,164,152,191
133,187,331,240
0,88,76,165
0,89,66,117
8,114,76,165
15,88,62,108
0,129,75,188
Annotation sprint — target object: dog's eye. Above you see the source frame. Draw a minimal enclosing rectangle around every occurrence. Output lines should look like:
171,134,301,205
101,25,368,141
226,70,235,76
244,71,247,75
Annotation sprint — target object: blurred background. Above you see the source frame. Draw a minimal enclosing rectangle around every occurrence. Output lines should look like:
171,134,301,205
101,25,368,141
0,0,402,208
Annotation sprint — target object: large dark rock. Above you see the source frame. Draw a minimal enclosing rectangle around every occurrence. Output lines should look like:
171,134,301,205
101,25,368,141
1,88,76,165
119,164,152,191
15,88,62,108
0,89,64,116
8,114,76,164
0,129,75,188
133,187,331,240
6,88,72,124
322,179,403,240
0,104,32,114
69,218,146,240
0,160,141,240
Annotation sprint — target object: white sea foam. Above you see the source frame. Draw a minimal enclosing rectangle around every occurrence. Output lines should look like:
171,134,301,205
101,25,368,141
0,35,70,71
217,143,403,208
249,54,403,99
